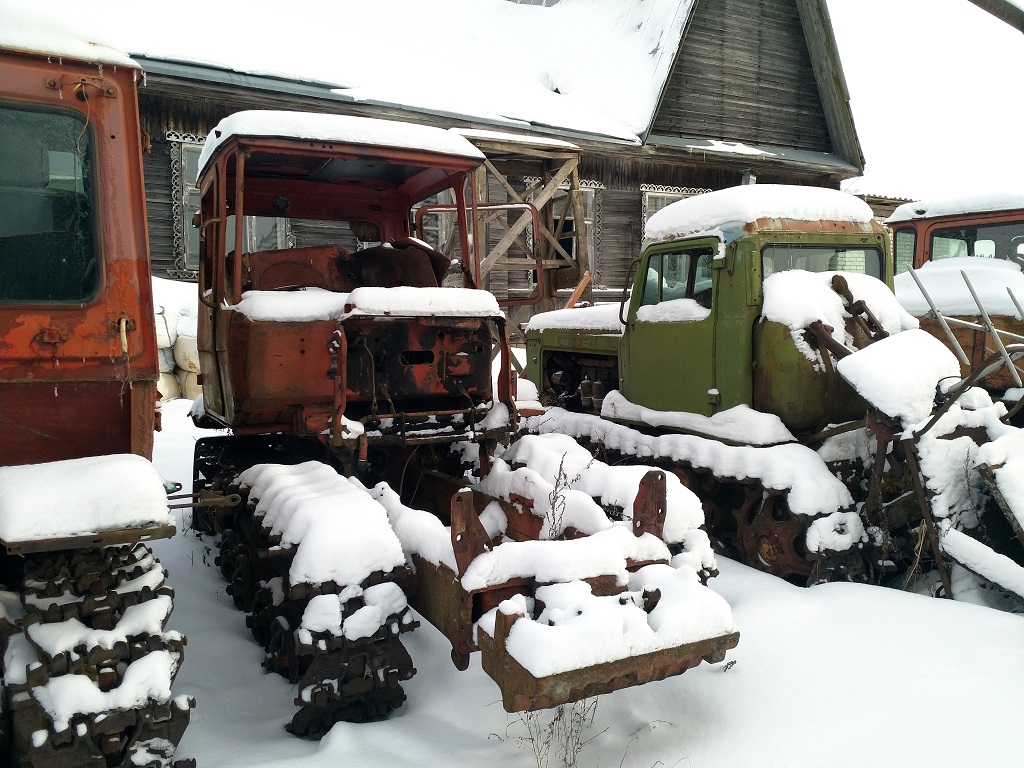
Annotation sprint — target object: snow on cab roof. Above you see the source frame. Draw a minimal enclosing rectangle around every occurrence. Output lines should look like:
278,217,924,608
643,185,875,246
0,2,138,69
887,191,1024,223
197,110,486,178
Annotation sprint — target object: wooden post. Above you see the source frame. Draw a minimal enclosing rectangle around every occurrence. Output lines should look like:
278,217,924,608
568,165,593,305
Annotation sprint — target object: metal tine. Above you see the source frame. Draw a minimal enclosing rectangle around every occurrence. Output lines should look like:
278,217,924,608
1009,285,1024,322
906,267,969,366
961,269,1023,387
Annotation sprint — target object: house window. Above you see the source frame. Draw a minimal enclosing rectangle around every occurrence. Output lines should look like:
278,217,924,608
167,134,202,278
641,185,712,227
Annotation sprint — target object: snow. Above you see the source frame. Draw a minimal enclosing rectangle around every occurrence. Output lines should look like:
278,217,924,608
636,297,711,323
643,185,875,246
527,408,854,520
231,289,351,322
939,525,1024,598
977,429,1024,534
26,595,175,658
0,455,173,543
17,0,692,144
342,287,503,319
478,565,736,678
230,286,503,323
603,391,797,446
895,258,1024,317
198,110,485,177
836,329,963,425
297,583,408,645
238,462,406,589
524,302,623,333
146,399,1024,768
451,128,579,150
763,270,919,365
31,650,179,733
0,2,138,68
887,191,1024,223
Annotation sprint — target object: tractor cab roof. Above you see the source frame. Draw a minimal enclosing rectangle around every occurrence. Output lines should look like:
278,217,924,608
643,184,880,249
198,110,484,180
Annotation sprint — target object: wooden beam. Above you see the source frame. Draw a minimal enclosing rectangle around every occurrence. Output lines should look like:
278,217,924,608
479,159,577,275
568,166,593,304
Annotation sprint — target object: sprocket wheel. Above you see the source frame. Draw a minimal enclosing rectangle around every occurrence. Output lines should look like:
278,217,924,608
732,486,813,585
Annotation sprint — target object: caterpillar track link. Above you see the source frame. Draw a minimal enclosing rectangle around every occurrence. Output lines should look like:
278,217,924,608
206,465,418,735
1,545,194,768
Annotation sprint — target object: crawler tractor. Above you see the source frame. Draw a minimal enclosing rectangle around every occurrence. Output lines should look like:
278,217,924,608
190,111,739,737
527,184,1024,604
889,192,1024,408
0,28,192,768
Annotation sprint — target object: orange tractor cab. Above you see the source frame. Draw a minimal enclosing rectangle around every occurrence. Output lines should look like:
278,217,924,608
1,23,192,768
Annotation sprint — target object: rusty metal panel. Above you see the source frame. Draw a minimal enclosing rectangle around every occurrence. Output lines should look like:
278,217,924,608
479,607,740,712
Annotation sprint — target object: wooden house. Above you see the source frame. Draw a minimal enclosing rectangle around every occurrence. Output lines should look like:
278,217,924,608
129,0,864,318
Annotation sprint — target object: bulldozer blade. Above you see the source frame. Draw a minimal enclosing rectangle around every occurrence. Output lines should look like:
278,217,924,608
478,606,739,712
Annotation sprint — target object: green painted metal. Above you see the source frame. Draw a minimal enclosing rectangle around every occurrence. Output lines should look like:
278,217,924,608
527,218,893,435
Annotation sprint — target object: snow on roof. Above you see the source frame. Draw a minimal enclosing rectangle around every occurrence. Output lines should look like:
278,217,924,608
643,185,875,246
0,2,138,68
19,0,694,144
451,128,579,151
887,191,1024,223
198,110,485,176
0,455,172,543
895,258,1024,317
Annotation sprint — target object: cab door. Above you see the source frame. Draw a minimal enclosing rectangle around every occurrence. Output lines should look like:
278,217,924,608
621,241,718,415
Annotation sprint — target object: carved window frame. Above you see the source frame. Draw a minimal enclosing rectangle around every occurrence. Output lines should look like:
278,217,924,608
640,184,712,227
167,131,204,279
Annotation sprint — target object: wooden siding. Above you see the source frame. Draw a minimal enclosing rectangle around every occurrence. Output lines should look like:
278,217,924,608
143,138,177,277
651,0,832,153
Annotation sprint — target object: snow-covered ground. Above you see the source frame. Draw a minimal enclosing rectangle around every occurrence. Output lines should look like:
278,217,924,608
152,399,1023,768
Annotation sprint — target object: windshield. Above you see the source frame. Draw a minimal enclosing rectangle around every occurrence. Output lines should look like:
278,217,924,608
761,244,882,279
930,220,1024,263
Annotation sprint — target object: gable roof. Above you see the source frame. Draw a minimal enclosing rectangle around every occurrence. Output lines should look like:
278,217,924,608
646,0,862,172
4,0,859,171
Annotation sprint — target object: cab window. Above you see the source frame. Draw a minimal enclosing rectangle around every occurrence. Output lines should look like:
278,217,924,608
0,105,98,302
